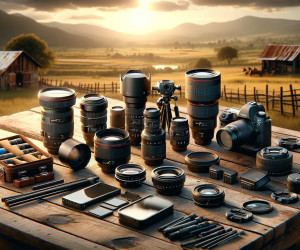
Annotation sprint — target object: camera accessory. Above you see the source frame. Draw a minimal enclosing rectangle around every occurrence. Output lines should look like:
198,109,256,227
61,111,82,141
94,128,131,174
9,138,23,145
217,101,271,153
38,87,76,154
153,80,181,132
13,170,35,188
3,177,99,207
110,106,125,129
163,217,206,236
277,138,300,149
16,143,31,150
287,173,300,194
170,117,189,151
151,166,186,195
58,139,91,171
88,207,113,219
193,184,225,207
158,216,185,232
120,69,151,145
240,169,270,190
118,195,174,229
141,108,166,166
219,107,240,127
0,148,6,154
185,69,220,145
103,198,129,208
209,165,238,184
242,200,273,214
271,191,299,204
62,182,121,210
32,179,64,190
115,164,146,187
185,152,220,173
226,209,253,223
168,221,209,241
0,153,15,160
201,225,224,236
256,146,293,176
121,191,141,202
34,166,54,183
79,94,108,145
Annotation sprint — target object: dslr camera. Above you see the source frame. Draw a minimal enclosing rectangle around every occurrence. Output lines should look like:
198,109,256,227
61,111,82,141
216,101,271,152
219,107,240,127
152,80,181,96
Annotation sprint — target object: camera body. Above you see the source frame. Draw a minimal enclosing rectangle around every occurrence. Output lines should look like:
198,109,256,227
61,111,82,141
217,102,271,152
152,80,181,96
219,107,240,127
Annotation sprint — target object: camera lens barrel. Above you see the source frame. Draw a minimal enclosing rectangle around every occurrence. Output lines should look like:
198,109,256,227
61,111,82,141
110,106,125,129
115,164,146,187
256,146,293,176
94,128,131,173
141,108,166,166
287,173,300,194
193,184,225,207
151,166,186,195
38,87,76,155
79,94,108,145
170,117,189,151
185,152,220,173
185,69,221,146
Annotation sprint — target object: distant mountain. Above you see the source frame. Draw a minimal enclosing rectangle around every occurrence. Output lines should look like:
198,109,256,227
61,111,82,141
0,9,100,47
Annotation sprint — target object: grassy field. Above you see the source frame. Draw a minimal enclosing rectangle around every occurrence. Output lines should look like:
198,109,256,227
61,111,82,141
1,46,299,131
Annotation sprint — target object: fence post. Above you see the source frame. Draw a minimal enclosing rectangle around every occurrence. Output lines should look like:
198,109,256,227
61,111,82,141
224,85,227,101
253,87,256,102
294,89,298,110
115,82,118,93
256,89,259,102
230,89,232,102
112,82,114,92
290,84,296,116
244,85,247,103
280,86,284,115
60,80,62,87
237,88,240,103
104,83,106,93
272,89,275,109
266,84,269,111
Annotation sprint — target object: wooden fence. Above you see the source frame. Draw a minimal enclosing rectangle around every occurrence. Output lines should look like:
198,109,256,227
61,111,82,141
222,84,300,116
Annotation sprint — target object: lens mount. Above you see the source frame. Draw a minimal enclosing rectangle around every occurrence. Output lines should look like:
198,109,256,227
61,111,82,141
193,184,225,207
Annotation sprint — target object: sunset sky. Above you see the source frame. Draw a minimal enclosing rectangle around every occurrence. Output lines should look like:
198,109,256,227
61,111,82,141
0,0,300,34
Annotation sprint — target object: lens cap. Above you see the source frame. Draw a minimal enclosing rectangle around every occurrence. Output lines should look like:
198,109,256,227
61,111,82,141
226,209,253,223
185,152,220,173
287,173,300,194
242,200,273,214
271,191,299,204
277,138,300,149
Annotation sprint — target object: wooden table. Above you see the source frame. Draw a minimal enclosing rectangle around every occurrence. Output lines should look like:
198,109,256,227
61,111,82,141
0,97,299,250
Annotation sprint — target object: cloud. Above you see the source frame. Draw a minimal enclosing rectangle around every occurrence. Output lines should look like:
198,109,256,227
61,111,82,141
69,14,103,20
190,0,300,10
0,0,139,11
150,1,190,11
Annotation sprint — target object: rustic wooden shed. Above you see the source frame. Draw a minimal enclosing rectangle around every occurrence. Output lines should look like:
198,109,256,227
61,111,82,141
258,44,300,74
0,51,41,89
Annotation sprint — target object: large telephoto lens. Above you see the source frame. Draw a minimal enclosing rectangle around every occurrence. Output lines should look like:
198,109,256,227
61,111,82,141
120,70,151,145
79,94,108,145
185,69,221,145
94,128,131,174
141,108,166,166
38,87,76,154
170,117,189,151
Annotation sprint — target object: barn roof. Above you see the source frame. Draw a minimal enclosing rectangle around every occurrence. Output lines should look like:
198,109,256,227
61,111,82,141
258,44,300,61
0,50,41,75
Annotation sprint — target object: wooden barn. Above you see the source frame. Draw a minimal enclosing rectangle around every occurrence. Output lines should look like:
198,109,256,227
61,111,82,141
0,51,41,89
258,44,300,74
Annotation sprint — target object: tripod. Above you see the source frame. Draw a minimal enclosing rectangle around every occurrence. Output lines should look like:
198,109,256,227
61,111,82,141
157,95,180,132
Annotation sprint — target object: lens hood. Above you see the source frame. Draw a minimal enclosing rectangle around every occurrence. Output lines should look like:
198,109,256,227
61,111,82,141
185,152,220,173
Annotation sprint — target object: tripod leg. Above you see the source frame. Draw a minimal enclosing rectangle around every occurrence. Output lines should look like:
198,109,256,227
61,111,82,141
166,103,172,132
161,105,166,131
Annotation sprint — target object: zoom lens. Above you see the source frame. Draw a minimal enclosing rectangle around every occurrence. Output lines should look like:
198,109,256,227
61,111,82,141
59,139,91,171
115,164,146,187
94,128,131,173
110,106,125,129
170,117,189,151
151,166,186,195
120,70,151,145
141,108,166,166
38,87,76,154
193,184,225,207
79,94,108,146
185,69,220,145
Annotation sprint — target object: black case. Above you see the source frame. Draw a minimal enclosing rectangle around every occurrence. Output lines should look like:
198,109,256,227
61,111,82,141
118,195,173,229
240,169,270,190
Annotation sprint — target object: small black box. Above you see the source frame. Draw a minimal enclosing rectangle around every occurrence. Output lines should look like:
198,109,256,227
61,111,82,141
209,165,223,180
223,169,238,184
240,169,270,190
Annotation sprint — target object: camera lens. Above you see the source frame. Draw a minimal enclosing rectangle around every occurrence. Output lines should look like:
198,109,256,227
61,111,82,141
94,128,131,174
115,164,146,188
58,139,91,171
79,94,108,145
110,106,125,129
185,152,220,173
193,184,225,207
170,117,189,151
38,87,76,154
141,108,166,166
120,70,151,145
256,146,293,176
185,69,220,145
151,166,186,195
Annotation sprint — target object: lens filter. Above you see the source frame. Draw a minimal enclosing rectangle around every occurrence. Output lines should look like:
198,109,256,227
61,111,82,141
115,164,146,188
242,200,273,214
193,184,224,207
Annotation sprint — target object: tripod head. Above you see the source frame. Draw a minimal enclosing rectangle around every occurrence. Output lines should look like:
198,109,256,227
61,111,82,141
152,80,181,98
